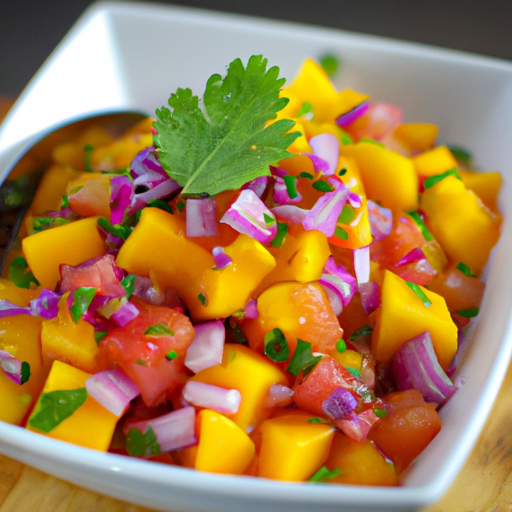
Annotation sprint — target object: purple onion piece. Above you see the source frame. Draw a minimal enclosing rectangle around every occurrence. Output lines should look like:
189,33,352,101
359,281,381,315
271,205,308,225
243,175,269,197
391,331,457,407
0,350,29,385
244,298,258,319
110,175,134,225
186,197,218,238
110,300,139,327
184,319,225,373
273,176,302,205
336,101,370,127
307,133,340,176
182,381,241,414
0,299,30,319
347,191,362,209
212,246,232,269
354,245,370,285
322,387,358,419
320,256,357,308
367,200,393,241
29,289,61,319
396,247,426,267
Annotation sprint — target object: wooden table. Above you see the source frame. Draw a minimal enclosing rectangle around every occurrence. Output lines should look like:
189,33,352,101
1,98,511,512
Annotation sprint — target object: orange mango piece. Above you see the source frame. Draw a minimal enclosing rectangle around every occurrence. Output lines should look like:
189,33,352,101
411,145,458,177
22,216,106,289
191,344,288,432
182,409,255,475
393,123,438,153
26,360,118,450
242,281,343,356
324,432,398,485
41,293,100,374
371,270,457,369
257,410,335,481
333,348,363,373
67,173,112,218
116,207,276,322
459,169,502,213
419,175,500,275
339,142,418,212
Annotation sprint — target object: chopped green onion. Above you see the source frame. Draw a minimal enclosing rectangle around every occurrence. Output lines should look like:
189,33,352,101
20,361,31,384
264,328,290,362
334,226,349,240
447,145,473,167
337,128,353,145
287,339,322,376
338,168,347,176
177,200,186,212
263,213,276,226
145,323,175,336
147,198,174,214
405,281,432,307
61,194,69,208
456,262,475,277
423,167,461,190
307,417,330,424
282,175,299,199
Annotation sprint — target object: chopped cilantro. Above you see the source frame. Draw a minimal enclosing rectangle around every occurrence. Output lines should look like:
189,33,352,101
309,465,342,483
126,426,161,457
121,274,136,298
423,167,461,190
8,256,39,289
20,361,31,384
448,146,473,167
270,221,288,248
337,128,353,145
70,287,97,323
299,171,314,180
307,417,330,424
405,281,432,307
337,204,356,225
374,407,388,418
296,101,314,119
97,216,132,240
263,213,276,226
147,198,174,214
177,200,186,212
346,366,361,378
312,180,334,192
338,168,347,176
287,339,322,376
153,55,299,197
28,388,88,433
334,226,349,240
406,210,434,241
166,350,179,360
456,307,479,318
145,323,175,336
282,174,299,199
61,194,69,208
456,261,475,277
349,325,373,341
198,293,208,306
264,328,290,362
94,330,108,345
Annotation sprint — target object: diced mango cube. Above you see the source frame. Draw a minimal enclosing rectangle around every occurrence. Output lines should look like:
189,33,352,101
393,123,438,153
26,360,118,451
257,410,335,481
371,270,457,369
191,344,288,432
22,216,106,289
459,169,502,213
182,409,255,475
411,145,458,177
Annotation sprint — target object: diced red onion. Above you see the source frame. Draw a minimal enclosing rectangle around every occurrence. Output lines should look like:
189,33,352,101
29,289,61,319
185,319,225,373
359,281,381,315
242,175,269,197
347,192,362,209
212,246,232,269
182,381,241,414
0,300,30,319
269,165,286,177
273,176,302,205
319,256,357,309
306,133,339,176
271,205,308,225
110,300,139,327
244,298,258,319
125,407,197,453
391,331,457,407
367,200,392,241
322,387,358,418
333,408,379,442
319,282,344,316
265,383,294,408
302,178,349,237
85,368,140,417
0,350,28,385
220,189,277,244
354,245,370,284
186,197,218,238
336,101,370,127
110,175,134,225
305,154,330,174
396,247,426,267
128,179,181,215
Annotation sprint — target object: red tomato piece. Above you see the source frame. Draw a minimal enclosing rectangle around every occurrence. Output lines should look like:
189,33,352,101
98,296,195,407
368,389,441,474
60,254,125,297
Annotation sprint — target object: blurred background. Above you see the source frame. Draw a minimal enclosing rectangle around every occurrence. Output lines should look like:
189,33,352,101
0,0,511,97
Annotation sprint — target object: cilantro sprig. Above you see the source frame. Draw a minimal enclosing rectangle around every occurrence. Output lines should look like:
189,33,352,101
153,55,300,197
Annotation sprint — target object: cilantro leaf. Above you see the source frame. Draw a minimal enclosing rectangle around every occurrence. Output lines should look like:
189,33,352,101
154,55,300,196
287,339,322,376
126,426,161,457
144,323,175,336
28,388,88,433
9,256,40,289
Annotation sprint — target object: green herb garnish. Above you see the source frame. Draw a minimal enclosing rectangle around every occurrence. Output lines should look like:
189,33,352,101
334,226,349,240
374,407,388,418
166,350,179,360
309,466,342,483
84,144,94,172
153,55,299,197
336,339,347,353
70,287,97,322
287,339,322,376
264,328,290,362
270,221,288,248
97,216,132,240
405,281,432,307
423,167,461,190
406,210,434,241
198,292,208,306
28,388,88,433
145,323,175,336
312,180,334,192
456,262,475,277
121,274,136,298
456,307,479,318
94,331,108,345
349,325,373,341
126,426,161,457
8,256,39,289
319,54,339,76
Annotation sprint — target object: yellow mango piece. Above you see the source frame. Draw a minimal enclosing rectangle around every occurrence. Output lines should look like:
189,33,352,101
339,142,418,212
41,293,100,374
22,216,106,290
393,123,438,153
411,145,458,177
256,227,330,294
419,175,500,275
90,136,149,171
459,169,502,212
183,409,255,475
191,344,288,432
116,208,276,322
333,348,362,372
26,360,117,451
257,410,335,481
371,270,457,369
324,432,398,485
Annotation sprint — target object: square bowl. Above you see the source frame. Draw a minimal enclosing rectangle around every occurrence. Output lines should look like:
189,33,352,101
1,2,512,511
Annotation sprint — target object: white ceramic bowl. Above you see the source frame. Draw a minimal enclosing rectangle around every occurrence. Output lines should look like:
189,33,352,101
1,2,512,511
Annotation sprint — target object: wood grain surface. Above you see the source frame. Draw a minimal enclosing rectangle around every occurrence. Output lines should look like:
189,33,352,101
1,97,511,512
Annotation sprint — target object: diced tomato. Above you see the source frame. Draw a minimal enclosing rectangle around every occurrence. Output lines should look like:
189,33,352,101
60,254,125,297
368,389,441,474
98,296,195,407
